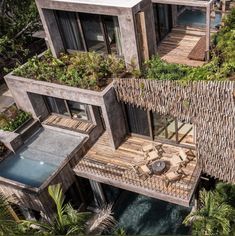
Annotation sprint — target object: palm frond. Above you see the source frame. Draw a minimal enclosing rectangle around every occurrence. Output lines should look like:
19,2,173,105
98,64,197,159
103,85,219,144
86,204,116,235
48,184,65,225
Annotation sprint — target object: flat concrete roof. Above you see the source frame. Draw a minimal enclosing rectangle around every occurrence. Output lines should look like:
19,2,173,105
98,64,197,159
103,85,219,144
51,0,142,8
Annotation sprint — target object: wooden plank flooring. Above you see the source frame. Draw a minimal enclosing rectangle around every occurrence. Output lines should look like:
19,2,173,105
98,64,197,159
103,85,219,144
43,115,95,134
158,26,207,67
74,132,201,206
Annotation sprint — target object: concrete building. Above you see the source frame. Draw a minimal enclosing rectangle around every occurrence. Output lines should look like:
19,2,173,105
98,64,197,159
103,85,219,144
1,0,234,226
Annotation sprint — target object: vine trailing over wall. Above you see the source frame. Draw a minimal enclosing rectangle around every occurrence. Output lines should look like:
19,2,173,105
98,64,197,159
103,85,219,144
0,105,30,132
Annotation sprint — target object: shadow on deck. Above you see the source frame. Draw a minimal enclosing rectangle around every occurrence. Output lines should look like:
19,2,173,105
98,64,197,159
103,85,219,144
158,26,206,67
74,132,201,207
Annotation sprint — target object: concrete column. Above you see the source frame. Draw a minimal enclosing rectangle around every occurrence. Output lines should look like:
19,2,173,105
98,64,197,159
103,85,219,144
205,4,211,61
102,88,127,149
118,11,140,68
89,180,106,208
139,1,157,59
35,2,64,57
172,5,178,27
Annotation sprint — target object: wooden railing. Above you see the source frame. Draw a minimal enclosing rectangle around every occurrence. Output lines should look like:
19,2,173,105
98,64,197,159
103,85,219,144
76,157,201,201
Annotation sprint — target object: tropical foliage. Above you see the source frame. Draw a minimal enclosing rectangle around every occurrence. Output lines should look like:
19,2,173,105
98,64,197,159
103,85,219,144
21,184,116,235
0,194,19,235
0,105,30,131
183,186,235,235
13,51,127,91
0,0,40,62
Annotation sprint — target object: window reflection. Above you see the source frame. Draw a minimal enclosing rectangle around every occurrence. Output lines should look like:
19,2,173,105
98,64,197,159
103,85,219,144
80,14,106,53
67,101,88,120
152,112,195,146
45,96,89,121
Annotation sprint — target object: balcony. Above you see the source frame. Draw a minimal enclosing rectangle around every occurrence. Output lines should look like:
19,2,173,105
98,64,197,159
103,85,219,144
74,132,201,207
158,26,207,67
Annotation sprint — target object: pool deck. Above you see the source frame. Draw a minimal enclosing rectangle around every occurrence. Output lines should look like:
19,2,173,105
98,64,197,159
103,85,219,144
158,26,206,67
74,132,201,207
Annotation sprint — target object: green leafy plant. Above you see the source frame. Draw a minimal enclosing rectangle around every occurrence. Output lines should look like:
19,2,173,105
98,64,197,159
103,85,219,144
14,51,129,91
183,189,235,235
0,105,31,132
21,184,116,235
144,8,235,82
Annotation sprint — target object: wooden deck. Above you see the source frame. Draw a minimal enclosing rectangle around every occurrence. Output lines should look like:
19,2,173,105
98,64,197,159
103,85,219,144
43,115,95,134
158,26,207,67
74,132,201,207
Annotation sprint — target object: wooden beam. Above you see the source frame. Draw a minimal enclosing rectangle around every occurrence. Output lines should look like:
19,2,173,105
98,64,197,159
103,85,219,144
136,11,149,63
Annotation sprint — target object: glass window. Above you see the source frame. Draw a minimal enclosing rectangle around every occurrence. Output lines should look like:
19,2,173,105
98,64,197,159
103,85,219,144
55,10,122,55
103,16,122,56
125,104,150,137
152,113,176,141
152,112,195,146
55,10,84,51
67,101,89,120
80,13,106,53
45,97,68,116
177,121,194,145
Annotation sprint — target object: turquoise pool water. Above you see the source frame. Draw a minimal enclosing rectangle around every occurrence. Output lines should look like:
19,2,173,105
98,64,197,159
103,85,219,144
113,191,191,235
178,9,222,28
0,155,56,187
0,127,85,188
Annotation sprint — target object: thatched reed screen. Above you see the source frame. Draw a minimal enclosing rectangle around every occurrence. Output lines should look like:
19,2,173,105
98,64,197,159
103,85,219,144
114,79,235,183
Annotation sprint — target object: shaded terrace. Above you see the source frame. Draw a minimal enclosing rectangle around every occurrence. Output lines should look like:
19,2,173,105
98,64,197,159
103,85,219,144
158,26,207,66
74,132,201,207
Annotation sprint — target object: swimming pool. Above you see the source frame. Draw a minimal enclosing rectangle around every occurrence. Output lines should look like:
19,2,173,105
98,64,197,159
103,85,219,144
113,191,191,235
0,127,85,187
178,9,222,28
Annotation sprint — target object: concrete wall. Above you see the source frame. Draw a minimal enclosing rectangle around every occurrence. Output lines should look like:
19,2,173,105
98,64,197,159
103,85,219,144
35,0,144,66
5,74,127,149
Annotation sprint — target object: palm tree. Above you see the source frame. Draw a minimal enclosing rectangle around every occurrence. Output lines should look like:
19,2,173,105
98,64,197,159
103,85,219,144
22,184,116,235
0,193,19,235
183,189,234,235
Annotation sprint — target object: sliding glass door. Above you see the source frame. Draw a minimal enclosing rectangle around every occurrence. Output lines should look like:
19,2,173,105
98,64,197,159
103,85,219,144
55,10,122,56
125,104,150,137
124,104,195,147
152,112,195,146
153,4,172,44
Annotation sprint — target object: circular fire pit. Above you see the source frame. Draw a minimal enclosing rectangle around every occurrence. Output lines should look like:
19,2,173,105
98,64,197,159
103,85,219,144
150,160,166,175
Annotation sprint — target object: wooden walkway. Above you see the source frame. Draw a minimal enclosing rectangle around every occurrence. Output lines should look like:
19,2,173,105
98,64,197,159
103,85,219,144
43,115,95,134
158,26,206,67
74,132,201,206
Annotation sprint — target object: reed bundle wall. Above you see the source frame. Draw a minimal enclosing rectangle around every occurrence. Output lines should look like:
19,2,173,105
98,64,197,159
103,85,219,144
114,79,235,183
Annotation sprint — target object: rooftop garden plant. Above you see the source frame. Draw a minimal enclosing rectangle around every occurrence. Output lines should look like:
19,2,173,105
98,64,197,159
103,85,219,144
144,8,235,82
13,51,127,91
0,105,31,132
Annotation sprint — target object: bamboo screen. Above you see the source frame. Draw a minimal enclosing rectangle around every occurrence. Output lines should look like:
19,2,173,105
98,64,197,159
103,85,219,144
114,79,235,183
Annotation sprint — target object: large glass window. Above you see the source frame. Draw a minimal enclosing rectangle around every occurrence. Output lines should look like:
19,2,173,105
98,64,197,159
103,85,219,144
152,112,195,146
45,96,89,121
55,10,122,55
55,11,84,51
